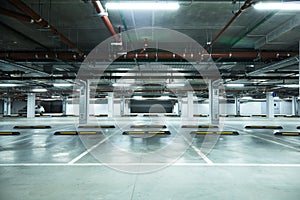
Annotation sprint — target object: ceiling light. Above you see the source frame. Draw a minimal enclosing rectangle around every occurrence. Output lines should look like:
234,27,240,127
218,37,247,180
53,83,73,87
241,96,252,100
0,83,19,87
32,88,47,92
133,96,144,100
277,84,299,88
253,2,300,10
225,83,244,87
166,83,185,87
105,2,180,10
112,83,131,87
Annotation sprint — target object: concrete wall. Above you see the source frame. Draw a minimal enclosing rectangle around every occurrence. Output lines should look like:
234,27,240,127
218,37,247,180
64,99,297,116
12,101,26,114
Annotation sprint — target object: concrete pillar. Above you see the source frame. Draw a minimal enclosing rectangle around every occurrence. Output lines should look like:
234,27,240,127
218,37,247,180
3,98,12,116
108,92,114,118
79,80,89,124
27,93,35,118
120,96,125,116
124,99,129,115
235,96,240,115
266,92,274,118
62,96,67,116
292,96,298,116
178,96,182,116
209,80,220,124
187,91,193,118
7,98,11,116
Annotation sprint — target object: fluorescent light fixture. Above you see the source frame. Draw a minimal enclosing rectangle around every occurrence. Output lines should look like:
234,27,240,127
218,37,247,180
133,96,144,100
105,1,180,10
166,83,185,87
241,96,252,100
0,83,19,87
32,88,47,92
112,83,131,87
254,2,300,10
53,83,73,87
226,83,244,87
277,84,299,88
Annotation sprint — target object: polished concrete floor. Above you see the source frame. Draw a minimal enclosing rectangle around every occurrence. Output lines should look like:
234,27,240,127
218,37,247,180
0,116,300,200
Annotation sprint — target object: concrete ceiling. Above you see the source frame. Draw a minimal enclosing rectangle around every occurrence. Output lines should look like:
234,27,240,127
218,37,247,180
0,0,299,100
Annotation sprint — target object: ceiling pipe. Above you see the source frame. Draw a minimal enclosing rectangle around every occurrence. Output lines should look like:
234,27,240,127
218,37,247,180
0,75,298,81
92,0,120,43
9,0,84,55
0,7,34,23
207,0,253,50
0,51,297,61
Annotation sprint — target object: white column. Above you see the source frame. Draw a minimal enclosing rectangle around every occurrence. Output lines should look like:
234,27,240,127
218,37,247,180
187,91,193,118
3,98,11,116
266,92,274,118
209,80,220,124
292,96,298,116
178,96,182,116
7,98,11,116
120,96,124,116
79,80,89,124
108,92,114,118
27,93,35,118
3,99,7,116
235,96,240,115
62,96,67,116
124,99,129,115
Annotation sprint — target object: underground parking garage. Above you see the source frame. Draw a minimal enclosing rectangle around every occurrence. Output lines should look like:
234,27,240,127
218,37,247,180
0,0,300,199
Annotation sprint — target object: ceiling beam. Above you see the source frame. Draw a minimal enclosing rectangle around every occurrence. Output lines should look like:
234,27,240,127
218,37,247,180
255,14,300,49
247,56,299,76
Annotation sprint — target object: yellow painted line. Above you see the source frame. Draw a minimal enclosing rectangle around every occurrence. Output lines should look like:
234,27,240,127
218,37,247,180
282,132,299,136
79,132,97,135
0,132,13,135
219,132,234,135
0,132,20,135
127,131,145,134
196,132,214,134
195,131,237,135
59,132,77,135
148,131,165,134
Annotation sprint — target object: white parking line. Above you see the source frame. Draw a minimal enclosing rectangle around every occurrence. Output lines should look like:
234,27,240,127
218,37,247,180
227,125,300,151
1,163,300,167
68,134,115,164
181,134,213,164
246,134,300,151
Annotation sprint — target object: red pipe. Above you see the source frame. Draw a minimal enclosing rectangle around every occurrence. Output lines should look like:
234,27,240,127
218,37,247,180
92,0,120,42
207,0,253,49
0,51,297,61
9,0,84,55
0,7,33,23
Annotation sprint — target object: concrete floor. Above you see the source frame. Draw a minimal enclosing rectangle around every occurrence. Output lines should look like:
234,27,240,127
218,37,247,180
0,116,300,200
